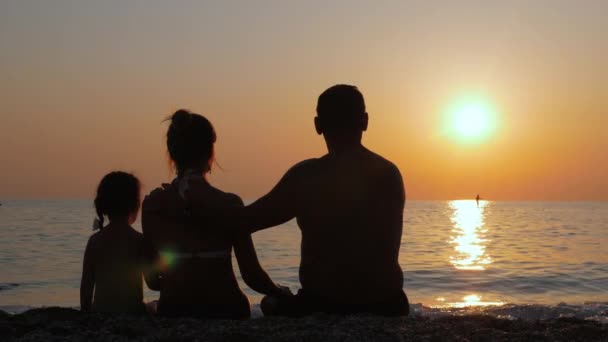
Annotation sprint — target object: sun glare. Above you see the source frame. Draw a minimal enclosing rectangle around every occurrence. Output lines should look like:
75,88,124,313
448,98,497,142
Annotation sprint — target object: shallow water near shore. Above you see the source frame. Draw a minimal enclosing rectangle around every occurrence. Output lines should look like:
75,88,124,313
1,200,607,321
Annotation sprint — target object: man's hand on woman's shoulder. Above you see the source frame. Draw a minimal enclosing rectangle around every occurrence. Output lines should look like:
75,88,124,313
143,183,186,217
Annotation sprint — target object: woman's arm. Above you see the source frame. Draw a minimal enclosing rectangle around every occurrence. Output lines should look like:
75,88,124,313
228,195,287,296
142,240,162,291
80,237,95,312
234,232,286,296
142,189,184,290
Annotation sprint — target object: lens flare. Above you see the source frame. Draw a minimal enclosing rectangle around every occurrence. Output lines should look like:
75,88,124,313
159,249,178,270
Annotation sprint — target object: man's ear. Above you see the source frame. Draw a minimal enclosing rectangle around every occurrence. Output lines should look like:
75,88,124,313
314,116,323,135
361,112,369,132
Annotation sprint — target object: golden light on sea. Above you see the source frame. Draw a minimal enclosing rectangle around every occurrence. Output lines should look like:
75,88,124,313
448,294,505,308
449,200,491,270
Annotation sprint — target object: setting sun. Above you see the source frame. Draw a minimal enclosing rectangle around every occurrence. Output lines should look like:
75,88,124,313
448,99,497,141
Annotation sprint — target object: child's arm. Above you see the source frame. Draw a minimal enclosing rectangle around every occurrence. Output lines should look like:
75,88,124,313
80,237,95,312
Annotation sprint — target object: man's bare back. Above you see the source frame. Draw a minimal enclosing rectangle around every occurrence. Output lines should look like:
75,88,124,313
257,147,404,303
231,85,409,315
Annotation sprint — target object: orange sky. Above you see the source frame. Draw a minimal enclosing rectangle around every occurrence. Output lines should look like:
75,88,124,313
1,1,606,200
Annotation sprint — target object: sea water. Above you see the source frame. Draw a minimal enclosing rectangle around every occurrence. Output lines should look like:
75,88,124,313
1,200,606,321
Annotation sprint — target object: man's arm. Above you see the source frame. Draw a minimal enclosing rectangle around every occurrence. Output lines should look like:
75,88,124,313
142,186,189,250
386,163,406,260
240,159,315,232
241,167,299,233
187,162,306,233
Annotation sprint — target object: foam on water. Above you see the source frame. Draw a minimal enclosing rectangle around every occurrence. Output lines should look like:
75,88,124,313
412,302,608,324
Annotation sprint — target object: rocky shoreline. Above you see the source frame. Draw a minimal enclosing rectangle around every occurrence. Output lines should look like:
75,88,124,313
1,307,607,341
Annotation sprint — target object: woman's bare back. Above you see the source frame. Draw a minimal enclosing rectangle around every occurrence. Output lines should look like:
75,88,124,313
142,180,250,318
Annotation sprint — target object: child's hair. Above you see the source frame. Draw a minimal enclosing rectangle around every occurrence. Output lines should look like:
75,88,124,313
94,171,141,228
166,109,216,173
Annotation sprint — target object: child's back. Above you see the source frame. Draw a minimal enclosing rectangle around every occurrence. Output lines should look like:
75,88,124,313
81,171,157,314
84,223,146,313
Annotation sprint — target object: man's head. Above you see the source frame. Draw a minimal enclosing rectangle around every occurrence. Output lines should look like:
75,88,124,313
315,85,368,142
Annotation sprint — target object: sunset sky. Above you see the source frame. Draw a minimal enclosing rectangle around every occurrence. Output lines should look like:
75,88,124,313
1,0,606,200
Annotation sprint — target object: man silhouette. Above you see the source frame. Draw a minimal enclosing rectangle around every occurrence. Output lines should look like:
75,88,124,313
236,84,409,316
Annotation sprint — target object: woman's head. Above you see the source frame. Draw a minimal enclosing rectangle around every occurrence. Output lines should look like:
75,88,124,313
166,109,216,174
94,171,141,227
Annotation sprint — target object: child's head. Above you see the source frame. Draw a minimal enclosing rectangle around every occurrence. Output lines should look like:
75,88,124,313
166,109,216,174
94,171,141,228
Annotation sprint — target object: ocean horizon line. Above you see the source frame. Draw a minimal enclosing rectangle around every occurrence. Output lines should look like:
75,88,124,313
1,198,607,203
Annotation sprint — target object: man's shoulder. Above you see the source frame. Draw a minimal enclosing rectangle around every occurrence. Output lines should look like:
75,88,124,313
365,149,402,178
292,158,322,169
285,158,322,176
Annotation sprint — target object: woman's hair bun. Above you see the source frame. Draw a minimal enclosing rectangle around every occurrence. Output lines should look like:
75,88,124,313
170,109,192,127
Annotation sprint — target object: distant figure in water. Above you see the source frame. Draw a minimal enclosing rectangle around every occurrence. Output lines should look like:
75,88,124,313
142,110,288,319
172,85,409,316
80,172,159,313
476,194,480,207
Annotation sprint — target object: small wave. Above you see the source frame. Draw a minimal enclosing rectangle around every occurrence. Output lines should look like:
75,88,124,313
0,283,20,292
0,305,31,314
2,303,607,324
411,302,608,324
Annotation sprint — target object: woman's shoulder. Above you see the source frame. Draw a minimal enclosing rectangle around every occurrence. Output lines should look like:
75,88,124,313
209,187,244,207
126,228,146,250
127,226,144,239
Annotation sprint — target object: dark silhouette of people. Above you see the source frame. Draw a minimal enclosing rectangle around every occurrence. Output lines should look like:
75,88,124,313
80,172,159,313
476,194,481,207
182,85,409,316
142,110,288,319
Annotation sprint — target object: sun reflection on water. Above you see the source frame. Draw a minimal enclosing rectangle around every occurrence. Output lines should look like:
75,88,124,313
432,293,505,308
448,294,505,308
431,201,505,308
449,200,491,270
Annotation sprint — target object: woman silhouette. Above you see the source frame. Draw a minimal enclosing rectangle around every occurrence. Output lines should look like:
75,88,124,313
142,109,287,319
